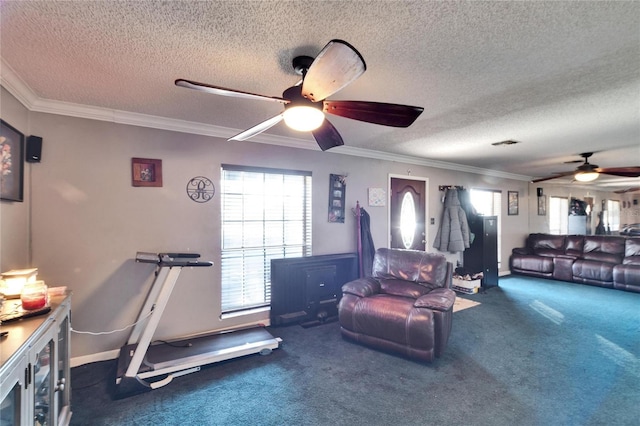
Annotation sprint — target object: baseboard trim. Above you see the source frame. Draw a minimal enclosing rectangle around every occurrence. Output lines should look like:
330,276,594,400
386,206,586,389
71,349,119,368
499,271,511,277
70,318,274,368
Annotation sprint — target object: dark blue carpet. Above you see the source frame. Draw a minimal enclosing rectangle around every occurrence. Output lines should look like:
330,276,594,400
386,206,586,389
70,276,640,425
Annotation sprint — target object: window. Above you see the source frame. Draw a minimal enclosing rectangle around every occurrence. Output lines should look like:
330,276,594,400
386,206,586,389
549,196,568,234
470,189,502,264
605,200,620,232
221,165,312,313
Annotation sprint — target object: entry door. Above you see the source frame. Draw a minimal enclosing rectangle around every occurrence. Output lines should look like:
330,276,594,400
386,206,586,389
390,177,427,250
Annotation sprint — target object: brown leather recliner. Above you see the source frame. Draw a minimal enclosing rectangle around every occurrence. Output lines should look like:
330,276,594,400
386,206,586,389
338,248,455,362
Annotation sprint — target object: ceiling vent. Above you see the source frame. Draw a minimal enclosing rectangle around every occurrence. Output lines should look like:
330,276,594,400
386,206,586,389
491,140,520,146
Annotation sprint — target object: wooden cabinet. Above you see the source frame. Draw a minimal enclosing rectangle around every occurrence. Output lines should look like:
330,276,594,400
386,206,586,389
464,216,498,288
0,293,72,426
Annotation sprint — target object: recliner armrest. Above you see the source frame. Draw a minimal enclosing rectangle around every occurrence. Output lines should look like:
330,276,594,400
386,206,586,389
342,277,381,298
512,247,530,255
414,288,456,311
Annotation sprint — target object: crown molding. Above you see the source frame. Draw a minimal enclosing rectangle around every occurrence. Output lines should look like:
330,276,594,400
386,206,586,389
1,58,531,182
1,58,39,109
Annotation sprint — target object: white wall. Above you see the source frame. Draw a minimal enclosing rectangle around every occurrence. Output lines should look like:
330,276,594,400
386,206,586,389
4,89,535,361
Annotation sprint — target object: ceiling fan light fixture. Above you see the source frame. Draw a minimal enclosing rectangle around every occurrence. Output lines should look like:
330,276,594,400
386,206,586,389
574,172,599,182
283,106,324,132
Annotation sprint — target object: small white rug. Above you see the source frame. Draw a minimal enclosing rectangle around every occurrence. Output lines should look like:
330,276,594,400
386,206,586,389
453,297,481,312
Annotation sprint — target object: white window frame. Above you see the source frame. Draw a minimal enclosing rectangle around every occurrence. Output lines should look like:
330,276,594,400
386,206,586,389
605,200,620,232
549,196,568,234
220,165,312,314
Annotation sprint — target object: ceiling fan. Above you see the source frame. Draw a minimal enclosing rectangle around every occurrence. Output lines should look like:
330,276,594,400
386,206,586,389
614,186,640,194
532,152,640,183
175,40,424,151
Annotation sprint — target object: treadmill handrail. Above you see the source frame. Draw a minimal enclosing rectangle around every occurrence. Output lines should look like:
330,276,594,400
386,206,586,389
136,252,213,267
160,252,201,259
159,260,213,267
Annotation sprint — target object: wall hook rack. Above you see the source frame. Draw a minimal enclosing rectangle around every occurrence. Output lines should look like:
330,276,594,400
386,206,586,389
439,185,465,191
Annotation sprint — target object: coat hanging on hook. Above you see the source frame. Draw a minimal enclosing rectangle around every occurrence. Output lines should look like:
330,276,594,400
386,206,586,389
433,188,471,253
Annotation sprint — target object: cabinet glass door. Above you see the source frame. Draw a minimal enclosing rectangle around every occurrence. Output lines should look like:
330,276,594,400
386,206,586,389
32,337,54,426
0,359,25,426
56,316,71,424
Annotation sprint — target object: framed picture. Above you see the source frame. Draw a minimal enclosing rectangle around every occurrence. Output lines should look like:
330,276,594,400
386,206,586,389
328,174,346,223
131,157,162,187
538,195,546,216
0,119,25,202
508,191,519,215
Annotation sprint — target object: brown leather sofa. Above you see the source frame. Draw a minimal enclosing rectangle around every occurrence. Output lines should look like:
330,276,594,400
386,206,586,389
338,248,455,362
510,233,640,293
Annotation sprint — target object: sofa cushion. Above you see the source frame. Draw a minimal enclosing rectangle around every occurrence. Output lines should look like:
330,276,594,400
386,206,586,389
623,238,640,266
572,260,615,283
511,255,554,273
529,234,566,251
342,294,434,347
564,235,585,257
613,264,640,292
535,248,566,257
582,236,625,264
529,234,566,257
379,279,431,298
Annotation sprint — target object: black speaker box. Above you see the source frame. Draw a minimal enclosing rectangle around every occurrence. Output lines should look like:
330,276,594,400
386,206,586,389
537,187,543,197
26,136,42,163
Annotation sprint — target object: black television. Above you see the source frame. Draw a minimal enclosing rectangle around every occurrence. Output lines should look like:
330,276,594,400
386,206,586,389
270,253,358,327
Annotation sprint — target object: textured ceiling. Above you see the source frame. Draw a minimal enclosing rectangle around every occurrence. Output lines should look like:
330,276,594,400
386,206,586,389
1,1,639,189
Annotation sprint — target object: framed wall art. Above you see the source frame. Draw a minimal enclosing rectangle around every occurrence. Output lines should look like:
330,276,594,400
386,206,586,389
132,157,162,187
508,191,519,215
538,195,546,216
0,119,25,202
328,174,346,223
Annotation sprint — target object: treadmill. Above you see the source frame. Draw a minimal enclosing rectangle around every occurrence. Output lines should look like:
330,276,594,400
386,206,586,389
115,252,282,398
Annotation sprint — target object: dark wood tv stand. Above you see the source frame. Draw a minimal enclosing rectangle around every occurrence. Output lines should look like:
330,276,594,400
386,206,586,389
270,253,358,327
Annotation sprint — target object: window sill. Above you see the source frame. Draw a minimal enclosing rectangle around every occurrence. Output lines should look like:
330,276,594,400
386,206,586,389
221,306,270,320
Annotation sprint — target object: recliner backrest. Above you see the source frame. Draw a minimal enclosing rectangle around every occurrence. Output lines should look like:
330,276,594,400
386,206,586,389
623,237,640,266
529,233,566,257
565,235,585,257
372,248,451,290
582,236,625,264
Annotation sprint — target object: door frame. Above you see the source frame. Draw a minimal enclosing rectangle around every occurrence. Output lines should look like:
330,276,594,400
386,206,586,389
387,174,429,250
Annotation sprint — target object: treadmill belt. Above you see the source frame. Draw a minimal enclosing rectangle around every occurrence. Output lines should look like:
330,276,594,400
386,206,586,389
146,328,277,369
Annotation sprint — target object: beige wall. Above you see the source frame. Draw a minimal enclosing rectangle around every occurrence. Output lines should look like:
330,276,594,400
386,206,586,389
527,182,636,234
3,88,542,361
1,87,30,271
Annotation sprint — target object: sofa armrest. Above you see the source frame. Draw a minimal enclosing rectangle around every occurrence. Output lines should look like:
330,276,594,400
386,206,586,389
414,288,456,311
512,247,530,255
342,277,381,298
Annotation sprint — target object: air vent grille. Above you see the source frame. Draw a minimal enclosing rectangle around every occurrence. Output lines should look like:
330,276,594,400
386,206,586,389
491,140,520,146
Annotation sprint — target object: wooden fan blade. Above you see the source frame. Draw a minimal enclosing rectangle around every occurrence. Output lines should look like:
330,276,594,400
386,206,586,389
595,167,640,178
229,114,284,141
311,119,344,151
531,171,576,183
176,79,288,104
302,40,366,102
324,100,424,127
